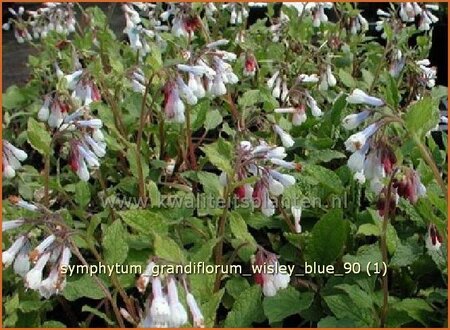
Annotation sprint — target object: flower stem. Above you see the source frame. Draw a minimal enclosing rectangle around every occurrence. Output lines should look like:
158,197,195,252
213,184,231,292
379,171,396,327
69,240,125,328
413,135,447,199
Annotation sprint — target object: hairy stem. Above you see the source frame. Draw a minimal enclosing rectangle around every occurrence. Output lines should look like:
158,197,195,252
69,240,125,328
379,171,396,327
213,184,231,292
413,135,447,199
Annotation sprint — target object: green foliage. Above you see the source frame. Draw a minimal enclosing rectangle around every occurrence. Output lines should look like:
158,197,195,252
1,2,447,328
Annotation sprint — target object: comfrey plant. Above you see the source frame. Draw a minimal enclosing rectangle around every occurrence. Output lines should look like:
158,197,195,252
2,2,447,328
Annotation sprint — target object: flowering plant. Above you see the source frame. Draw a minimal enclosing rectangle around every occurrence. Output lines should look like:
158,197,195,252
2,2,448,328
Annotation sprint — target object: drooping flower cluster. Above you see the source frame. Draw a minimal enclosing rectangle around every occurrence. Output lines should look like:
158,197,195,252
273,72,324,125
376,3,439,39
389,49,406,78
398,3,439,31
162,40,239,123
286,2,333,28
223,3,249,25
253,249,290,297
2,140,27,179
343,89,386,186
221,140,299,217
3,3,76,42
135,259,204,328
348,12,369,35
2,196,73,299
122,3,168,56
38,95,106,181
416,59,437,88
425,224,442,252
2,7,32,43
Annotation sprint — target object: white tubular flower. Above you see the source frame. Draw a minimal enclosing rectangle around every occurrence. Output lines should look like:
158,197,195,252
326,65,337,87
2,219,25,232
377,9,391,17
39,266,59,298
150,277,171,327
176,76,198,105
363,151,385,182
298,73,319,83
137,260,156,293
3,141,28,178
167,277,188,327
38,96,51,121
273,125,295,148
425,225,442,252
25,252,51,290
347,143,369,173
307,95,323,117
64,70,83,90
30,234,56,262
270,158,296,170
188,73,206,98
344,123,379,152
186,292,205,328
210,75,227,96
13,242,31,276
273,267,290,290
291,206,302,233
342,110,371,130
262,274,277,297
267,71,280,89
346,89,385,107
269,170,295,187
2,236,27,267
76,119,103,129
10,197,39,212
268,176,285,196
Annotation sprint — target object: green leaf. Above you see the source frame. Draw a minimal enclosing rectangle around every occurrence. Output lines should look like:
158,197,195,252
224,285,263,327
338,69,356,88
238,90,261,108
318,316,356,327
225,276,251,300
263,287,314,323
404,96,439,138
42,321,67,328
126,145,149,180
308,150,346,164
103,220,128,264
118,210,168,236
303,164,344,194
205,109,223,131
357,223,380,236
308,209,348,265
82,305,115,325
63,275,106,301
27,118,51,155
74,181,91,208
201,138,233,174
229,211,257,261
390,238,422,267
201,289,225,327
154,235,185,263
2,85,27,110
323,294,374,327
391,298,433,326
197,171,223,197
385,74,399,107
